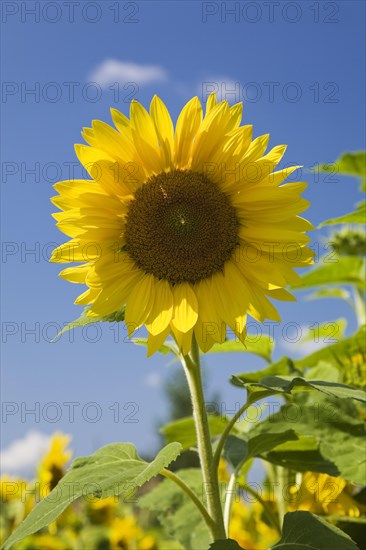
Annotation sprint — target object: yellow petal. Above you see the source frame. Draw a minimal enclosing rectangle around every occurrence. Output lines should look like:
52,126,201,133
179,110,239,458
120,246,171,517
241,134,270,162
266,288,296,302
171,283,198,333
53,179,107,199
146,279,173,335
235,247,288,289
74,287,100,306
86,252,136,288
130,100,161,175
85,120,136,164
195,279,225,343
147,326,171,357
125,275,155,336
91,269,143,317
74,145,143,194
150,95,174,170
191,102,231,171
110,108,132,137
205,92,217,114
74,144,114,177
213,126,253,190
174,97,202,169
59,264,89,283
210,265,249,335
92,159,144,195
239,225,311,245
257,165,302,187
247,283,281,322
226,102,243,131
50,240,102,264
171,324,194,355
244,145,287,184
194,321,216,353
222,262,250,333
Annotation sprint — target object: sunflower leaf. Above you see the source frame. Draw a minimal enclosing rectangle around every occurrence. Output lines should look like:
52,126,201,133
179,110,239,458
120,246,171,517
305,288,351,301
133,337,179,356
231,375,366,403
2,442,182,550
52,306,125,341
263,435,339,475
231,357,301,385
161,415,230,450
300,318,347,343
252,401,366,485
295,325,366,375
223,431,298,469
318,200,366,227
138,468,211,550
209,335,274,363
314,150,366,192
271,511,359,549
296,256,365,291
231,327,366,393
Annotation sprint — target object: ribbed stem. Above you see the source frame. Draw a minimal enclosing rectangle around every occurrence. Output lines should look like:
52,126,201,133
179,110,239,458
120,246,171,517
181,336,226,540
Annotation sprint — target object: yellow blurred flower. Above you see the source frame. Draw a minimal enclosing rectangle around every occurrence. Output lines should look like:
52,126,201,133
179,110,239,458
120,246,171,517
0,476,27,502
289,472,366,518
343,351,366,390
229,500,278,549
109,516,143,549
87,496,118,525
138,534,157,550
38,433,72,494
218,458,230,482
17,533,72,550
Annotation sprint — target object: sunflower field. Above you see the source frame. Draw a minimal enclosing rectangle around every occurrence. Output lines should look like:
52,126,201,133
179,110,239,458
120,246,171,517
1,128,365,550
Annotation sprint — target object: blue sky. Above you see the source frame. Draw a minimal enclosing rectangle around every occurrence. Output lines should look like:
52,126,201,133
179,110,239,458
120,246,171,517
1,0,365,475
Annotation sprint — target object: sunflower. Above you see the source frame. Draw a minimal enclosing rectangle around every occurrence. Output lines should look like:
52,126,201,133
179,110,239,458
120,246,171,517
289,472,366,518
38,433,72,493
51,94,313,354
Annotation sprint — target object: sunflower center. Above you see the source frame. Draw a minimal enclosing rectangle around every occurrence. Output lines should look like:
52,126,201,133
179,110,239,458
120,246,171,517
124,170,239,284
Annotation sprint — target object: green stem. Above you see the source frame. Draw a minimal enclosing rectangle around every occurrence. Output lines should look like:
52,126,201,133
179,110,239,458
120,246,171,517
353,287,366,326
224,473,237,534
273,465,288,525
181,336,226,540
213,400,251,473
224,468,283,535
161,469,215,532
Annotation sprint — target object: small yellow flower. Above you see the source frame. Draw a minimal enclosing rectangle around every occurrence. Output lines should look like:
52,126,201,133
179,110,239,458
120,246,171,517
38,433,72,494
109,516,143,549
0,476,27,502
86,496,118,525
19,533,71,550
343,351,366,390
51,94,313,355
218,458,230,482
138,534,157,550
229,500,278,549
289,472,366,518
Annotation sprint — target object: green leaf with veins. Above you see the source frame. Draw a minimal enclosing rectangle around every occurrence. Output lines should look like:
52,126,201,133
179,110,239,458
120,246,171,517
271,511,359,549
3,442,182,550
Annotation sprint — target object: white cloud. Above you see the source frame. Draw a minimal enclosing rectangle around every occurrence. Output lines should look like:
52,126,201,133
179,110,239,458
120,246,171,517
0,431,51,475
89,59,168,88
277,324,329,358
144,371,162,388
